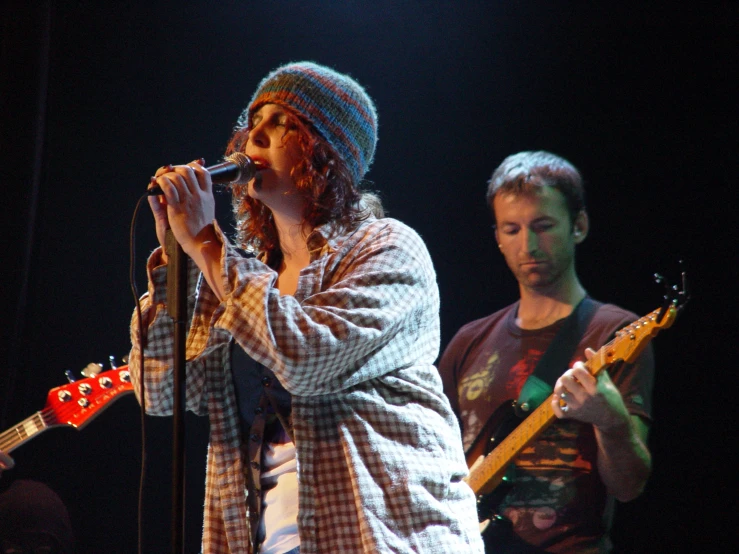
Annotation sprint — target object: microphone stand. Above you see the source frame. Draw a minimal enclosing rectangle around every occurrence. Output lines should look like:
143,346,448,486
152,155,254,552
165,229,187,554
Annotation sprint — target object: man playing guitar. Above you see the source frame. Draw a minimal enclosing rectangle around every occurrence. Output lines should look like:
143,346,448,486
439,151,654,553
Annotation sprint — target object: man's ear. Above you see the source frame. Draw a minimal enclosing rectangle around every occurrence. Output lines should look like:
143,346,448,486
494,226,501,249
573,210,589,244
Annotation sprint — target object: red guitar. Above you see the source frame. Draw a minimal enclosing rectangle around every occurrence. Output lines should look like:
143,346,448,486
0,366,133,459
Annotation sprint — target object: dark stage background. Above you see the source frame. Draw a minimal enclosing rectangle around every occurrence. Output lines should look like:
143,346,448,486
1,2,735,553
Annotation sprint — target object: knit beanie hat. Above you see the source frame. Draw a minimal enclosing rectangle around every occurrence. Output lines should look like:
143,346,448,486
242,61,378,185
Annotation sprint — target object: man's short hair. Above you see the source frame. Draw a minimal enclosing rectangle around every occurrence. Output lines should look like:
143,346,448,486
486,151,586,226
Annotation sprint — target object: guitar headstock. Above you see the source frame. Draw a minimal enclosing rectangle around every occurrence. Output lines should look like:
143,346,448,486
44,366,133,429
603,304,677,366
602,262,690,365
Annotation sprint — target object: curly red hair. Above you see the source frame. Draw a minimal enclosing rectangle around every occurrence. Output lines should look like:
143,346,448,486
225,106,370,254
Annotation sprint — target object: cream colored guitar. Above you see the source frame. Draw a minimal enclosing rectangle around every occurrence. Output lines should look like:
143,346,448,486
465,303,678,496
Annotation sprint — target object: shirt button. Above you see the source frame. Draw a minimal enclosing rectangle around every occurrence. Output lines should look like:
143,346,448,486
254,407,264,414
261,376,271,387
250,433,260,442
251,461,260,470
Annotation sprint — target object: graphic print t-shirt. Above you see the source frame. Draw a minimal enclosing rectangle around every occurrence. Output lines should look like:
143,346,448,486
438,301,654,553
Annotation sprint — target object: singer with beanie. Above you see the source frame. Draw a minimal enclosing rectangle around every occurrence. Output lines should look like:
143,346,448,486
129,62,484,554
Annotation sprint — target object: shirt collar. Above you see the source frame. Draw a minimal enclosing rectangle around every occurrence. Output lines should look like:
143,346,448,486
257,213,377,265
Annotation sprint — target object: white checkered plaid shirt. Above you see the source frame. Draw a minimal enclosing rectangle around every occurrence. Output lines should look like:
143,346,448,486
130,216,484,554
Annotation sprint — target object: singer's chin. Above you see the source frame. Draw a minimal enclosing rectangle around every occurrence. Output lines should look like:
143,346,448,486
249,173,263,194
230,174,260,201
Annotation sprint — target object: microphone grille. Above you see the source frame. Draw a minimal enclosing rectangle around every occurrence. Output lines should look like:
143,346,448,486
226,152,256,184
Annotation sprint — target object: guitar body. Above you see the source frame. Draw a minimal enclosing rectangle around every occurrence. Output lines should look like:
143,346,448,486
467,401,542,552
466,401,521,516
466,401,523,468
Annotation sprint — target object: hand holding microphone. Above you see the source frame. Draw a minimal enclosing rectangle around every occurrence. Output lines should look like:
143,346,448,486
147,153,256,262
147,152,256,196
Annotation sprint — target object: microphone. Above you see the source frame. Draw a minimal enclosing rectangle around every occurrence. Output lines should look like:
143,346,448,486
147,152,256,196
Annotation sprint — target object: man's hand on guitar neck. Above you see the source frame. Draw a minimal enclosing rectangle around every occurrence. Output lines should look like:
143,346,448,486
551,348,632,431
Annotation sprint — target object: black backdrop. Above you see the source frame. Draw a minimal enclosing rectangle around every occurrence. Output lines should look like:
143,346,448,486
1,2,735,552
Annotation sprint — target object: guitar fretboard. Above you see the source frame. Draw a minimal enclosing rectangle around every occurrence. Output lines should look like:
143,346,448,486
0,412,50,453
466,396,557,494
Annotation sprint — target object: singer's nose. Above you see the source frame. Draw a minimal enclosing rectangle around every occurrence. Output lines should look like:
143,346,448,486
248,120,269,148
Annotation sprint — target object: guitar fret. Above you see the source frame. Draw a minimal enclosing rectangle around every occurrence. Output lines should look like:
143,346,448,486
31,413,46,434
0,413,45,452
17,414,45,440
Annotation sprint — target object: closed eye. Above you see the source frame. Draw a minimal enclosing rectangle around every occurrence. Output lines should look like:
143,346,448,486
531,222,555,233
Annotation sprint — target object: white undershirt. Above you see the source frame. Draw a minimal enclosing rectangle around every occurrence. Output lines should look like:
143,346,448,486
258,427,299,554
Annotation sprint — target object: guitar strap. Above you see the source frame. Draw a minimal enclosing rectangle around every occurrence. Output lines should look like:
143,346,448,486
516,297,599,413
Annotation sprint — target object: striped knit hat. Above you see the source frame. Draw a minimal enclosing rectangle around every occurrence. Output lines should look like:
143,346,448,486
243,61,378,185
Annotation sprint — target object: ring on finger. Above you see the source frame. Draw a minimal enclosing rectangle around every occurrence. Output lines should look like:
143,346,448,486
561,404,569,413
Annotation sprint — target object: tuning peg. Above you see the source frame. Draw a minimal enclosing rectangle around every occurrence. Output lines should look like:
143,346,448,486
109,355,118,369
65,370,76,383
653,272,673,323
654,260,691,322
677,259,691,310
80,363,103,378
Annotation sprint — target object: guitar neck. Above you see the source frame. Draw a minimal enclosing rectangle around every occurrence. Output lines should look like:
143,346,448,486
0,411,50,455
465,334,623,495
